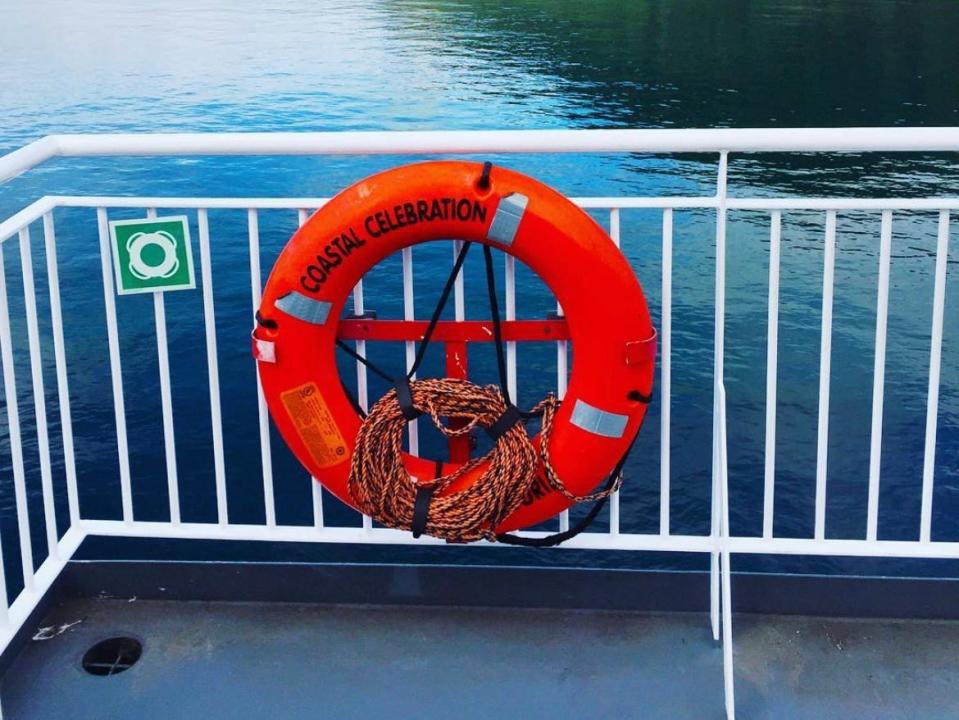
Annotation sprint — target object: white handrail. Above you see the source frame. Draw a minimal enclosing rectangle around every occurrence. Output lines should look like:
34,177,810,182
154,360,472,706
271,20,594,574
3,127,959,183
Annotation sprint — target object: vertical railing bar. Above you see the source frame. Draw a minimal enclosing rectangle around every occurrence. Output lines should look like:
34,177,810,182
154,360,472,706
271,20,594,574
296,209,325,531
453,239,466,321
504,254,517,402
660,208,673,536
97,207,133,523
43,211,80,526
154,291,179,524
762,211,781,539
920,210,950,542
608,208,622,535
402,247,418,455
19,227,59,559
197,209,228,526
146,208,180,525
248,209,276,527
311,477,325,529
814,211,837,541
718,385,735,720
2,245,34,592
867,210,892,542
352,281,368,413
710,151,729,641
557,306,569,534
0,497,7,623
0,241,35,590
351,267,371,531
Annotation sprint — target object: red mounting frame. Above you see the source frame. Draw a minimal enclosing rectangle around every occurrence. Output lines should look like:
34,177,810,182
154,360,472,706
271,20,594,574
338,318,570,462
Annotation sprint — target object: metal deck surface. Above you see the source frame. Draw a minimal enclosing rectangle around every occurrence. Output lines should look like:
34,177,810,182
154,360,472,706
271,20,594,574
3,598,959,719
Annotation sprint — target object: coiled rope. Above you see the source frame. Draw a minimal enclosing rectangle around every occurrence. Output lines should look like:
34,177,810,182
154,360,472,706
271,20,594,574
349,379,559,543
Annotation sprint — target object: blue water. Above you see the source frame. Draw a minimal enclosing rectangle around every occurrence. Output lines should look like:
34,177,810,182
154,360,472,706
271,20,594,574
1,0,959,580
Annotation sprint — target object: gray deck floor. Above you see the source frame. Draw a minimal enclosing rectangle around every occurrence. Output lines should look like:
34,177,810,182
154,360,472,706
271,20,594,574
3,598,959,719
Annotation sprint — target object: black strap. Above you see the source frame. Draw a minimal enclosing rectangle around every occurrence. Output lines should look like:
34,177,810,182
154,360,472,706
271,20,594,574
485,404,521,442
336,339,393,382
411,485,435,539
406,240,471,379
481,244,544,420
477,161,493,191
394,375,421,421
336,241,472,386
482,244,511,403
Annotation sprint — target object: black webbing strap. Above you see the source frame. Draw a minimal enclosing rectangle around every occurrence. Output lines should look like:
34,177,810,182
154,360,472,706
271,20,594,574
394,375,421,421
336,339,393,382
412,460,445,539
478,161,493,191
481,244,544,421
485,404,521,442
406,241,472,379
411,485,435,539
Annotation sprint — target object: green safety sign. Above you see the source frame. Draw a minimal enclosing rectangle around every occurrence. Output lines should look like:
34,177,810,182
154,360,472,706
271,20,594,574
108,216,196,295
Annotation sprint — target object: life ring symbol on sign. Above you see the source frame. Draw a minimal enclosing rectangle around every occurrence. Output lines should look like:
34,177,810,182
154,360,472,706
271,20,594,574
253,160,656,542
126,231,180,280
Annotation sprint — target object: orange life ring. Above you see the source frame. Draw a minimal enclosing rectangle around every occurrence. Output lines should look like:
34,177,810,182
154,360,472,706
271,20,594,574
254,161,656,534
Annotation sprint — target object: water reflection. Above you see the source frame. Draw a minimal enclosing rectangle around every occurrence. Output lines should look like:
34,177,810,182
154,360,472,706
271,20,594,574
0,0,957,578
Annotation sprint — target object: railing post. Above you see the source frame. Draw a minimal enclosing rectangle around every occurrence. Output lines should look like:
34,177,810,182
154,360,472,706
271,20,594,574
247,208,276,527
711,151,729,641
197,208,229,526
146,208,181,525
920,210,949,542
814,211,837,540
0,241,35,590
97,207,134,523
763,211,781,538
402,247,419,455
19,226,59,560
660,208,672,536
43,210,80,527
867,210,892,541
719,384,736,720
609,208,621,536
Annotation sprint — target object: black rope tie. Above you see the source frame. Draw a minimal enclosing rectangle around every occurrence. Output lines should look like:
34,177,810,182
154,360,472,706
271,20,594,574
478,161,493,191
394,375,421,422
411,485,435,539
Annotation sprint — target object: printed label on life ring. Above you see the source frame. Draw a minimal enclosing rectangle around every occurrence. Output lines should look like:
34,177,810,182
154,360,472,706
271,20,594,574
281,383,348,468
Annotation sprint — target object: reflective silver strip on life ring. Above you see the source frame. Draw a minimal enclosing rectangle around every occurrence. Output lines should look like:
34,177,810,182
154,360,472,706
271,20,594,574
570,399,628,439
275,291,332,325
487,193,529,246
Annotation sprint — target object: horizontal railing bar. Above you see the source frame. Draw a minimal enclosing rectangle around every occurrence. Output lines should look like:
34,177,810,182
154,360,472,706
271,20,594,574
55,196,333,209
727,198,959,210
726,536,959,559
0,137,59,183
0,527,84,656
0,196,55,244
1,128,957,179
44,195,959,212
79,519,715,551
73,519,959,559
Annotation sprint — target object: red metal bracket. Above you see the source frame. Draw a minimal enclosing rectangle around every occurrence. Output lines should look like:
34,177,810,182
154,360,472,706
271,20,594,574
337,317,570,462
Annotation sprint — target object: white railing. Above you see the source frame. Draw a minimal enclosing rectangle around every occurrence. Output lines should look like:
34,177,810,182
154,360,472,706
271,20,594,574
0,129,957,718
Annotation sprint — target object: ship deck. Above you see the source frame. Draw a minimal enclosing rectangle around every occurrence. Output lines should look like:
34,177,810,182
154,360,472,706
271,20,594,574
4,594,959,719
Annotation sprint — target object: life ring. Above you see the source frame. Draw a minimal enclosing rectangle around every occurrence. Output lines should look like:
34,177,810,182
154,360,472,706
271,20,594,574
254,161,656,535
